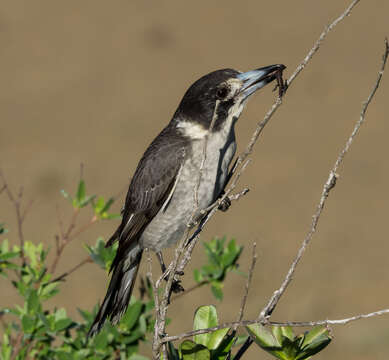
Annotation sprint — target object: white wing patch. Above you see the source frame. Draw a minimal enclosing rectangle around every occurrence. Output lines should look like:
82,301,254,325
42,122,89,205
160,163,183,213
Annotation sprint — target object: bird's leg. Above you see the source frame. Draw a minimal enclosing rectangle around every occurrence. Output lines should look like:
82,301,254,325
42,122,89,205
218,191,231,212
156,252,184,295
156,251,167,273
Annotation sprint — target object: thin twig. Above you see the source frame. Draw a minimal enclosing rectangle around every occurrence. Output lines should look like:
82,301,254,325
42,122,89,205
50,213,98,273
0,171,33,264
230,244,257,360
259,37,389,322
171,281,208,301
161,308,389,343
161,0,380,351
200,0,362,220
235,243,257,328
10,332,23,360
49,256,93,283
270,309,389,327
146,249,163,360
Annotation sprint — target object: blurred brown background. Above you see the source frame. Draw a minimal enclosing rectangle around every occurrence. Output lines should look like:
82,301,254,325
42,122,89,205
1,1,389,359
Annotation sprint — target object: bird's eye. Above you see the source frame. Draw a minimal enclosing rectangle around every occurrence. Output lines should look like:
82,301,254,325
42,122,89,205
216,86,229,100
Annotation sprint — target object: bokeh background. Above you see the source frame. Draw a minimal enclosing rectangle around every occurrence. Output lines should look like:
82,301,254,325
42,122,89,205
1,1,389,358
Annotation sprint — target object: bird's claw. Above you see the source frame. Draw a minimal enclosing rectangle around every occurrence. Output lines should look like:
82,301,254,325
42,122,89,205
171,279,185,293
218,196,231,212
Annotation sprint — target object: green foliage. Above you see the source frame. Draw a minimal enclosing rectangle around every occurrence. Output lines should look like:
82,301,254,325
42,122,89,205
246,324,331,360
61,179,95,209
61,179,119,219
92,196,121,220
193,237,243,301
0,179,154,359
0,239,19,277
85,237,117,272
168,305,234,360
0,178,331,360
0,235,154,360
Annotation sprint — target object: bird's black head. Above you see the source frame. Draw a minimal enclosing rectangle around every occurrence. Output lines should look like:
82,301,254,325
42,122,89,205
173,64,286,133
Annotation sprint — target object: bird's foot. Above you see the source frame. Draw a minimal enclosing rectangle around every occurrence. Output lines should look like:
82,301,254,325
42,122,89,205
163,269,185,293
171,278,185,294
218,196,231,212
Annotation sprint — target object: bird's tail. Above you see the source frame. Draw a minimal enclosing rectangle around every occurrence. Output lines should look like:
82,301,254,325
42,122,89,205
87,242,143,338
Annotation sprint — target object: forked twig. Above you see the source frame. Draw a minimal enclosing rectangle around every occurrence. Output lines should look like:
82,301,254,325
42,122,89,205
259,37,389,323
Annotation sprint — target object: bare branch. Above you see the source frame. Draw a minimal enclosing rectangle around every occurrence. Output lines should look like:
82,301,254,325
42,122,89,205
199,0,362,221
0,171,33,264
235,243,257,328
171,281,208,302
161,308,389,343
287,0,361,86
49,256,93,283
146,250,163,360
171,0,364,285
259,37,389,322
270,309,389,327
158,1,389,352
50,213,98,274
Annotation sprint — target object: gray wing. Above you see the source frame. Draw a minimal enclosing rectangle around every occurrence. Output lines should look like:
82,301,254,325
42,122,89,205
106,126,187,268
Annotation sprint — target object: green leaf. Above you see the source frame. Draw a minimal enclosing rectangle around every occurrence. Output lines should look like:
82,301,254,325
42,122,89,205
246,324,280,348
121,300,143,330
299,326,329,349
167,342,180,360
85,237,117,271
210,333,235,360
22,314,35,333
180,340,210,360
0,251,19,261
102,213,121,220
210,283,223,301
234,335,248,346
76,180,86,203
55,318,73,332
101,197,115,213
272,326,284,345
279,337,299,360
193,269,204,283
207,327,230,351
93,329,109,350
1,333,12,360
55,308,68,321
248,324,331,360
79,195,96,208
39,282,59,301
78,308,94,323
193,305,219,346
27,289,40,313
297,327,331,360
93,196,106,213
280,326,295,342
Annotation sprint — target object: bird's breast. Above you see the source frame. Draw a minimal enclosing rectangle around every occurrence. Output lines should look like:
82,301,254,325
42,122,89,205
140,121,236,251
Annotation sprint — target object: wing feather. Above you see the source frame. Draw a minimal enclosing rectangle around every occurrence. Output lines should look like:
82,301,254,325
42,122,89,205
106,126,188,265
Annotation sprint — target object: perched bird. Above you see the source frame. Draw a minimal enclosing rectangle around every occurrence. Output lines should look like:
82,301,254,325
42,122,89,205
88,64,286,337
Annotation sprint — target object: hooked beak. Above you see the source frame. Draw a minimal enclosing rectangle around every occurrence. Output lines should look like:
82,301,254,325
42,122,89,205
237,64,286,99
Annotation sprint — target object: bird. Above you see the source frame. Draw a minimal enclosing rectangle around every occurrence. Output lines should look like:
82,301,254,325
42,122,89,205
88,64,286,337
